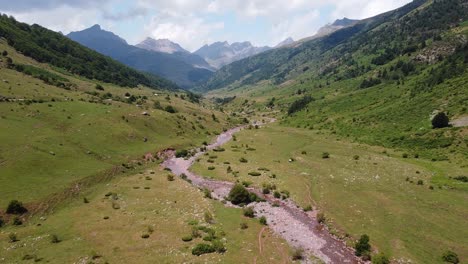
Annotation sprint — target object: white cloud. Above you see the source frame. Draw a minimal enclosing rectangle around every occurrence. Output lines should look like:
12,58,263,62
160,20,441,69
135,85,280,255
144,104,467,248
142,14,224,51
0,0,413,49
5,6,101,34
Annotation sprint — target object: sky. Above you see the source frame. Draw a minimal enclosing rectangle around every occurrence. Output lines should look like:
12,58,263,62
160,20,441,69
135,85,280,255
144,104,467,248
0,0,412,52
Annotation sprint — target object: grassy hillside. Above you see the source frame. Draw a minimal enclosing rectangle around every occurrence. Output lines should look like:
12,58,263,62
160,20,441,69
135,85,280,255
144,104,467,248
0,39,234,211
0,14,177,90
205,0,468,161
0,167,292,263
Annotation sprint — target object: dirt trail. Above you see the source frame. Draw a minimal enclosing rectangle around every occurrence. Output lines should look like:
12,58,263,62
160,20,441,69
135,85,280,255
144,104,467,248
162,121,362,264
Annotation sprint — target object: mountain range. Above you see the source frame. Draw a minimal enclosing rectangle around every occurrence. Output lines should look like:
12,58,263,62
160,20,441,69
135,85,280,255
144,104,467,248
194,41,272,69
67,25,213,88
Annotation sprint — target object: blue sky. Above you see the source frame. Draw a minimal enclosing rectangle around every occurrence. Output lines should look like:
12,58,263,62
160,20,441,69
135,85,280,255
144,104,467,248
0,0,412,51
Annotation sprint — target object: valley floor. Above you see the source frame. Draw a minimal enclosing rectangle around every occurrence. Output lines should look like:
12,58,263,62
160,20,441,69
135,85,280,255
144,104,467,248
191,124,468,263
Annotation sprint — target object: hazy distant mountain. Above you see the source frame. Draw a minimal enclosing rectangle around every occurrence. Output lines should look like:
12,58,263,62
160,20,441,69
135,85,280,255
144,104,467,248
136,37,215,71
67,25,213,88
275,37,295,48
136,37,188,54
315,18,359,37
194,41,271,69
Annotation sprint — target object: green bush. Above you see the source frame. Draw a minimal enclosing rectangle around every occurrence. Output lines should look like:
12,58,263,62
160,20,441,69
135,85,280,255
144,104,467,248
204,211,214,224
248,171,261,176
322,152,330,159
192,243,216,256
6,200,27,214
292,248,304,260
432,112,450,129
141,233,150,239
228,184,257,205
353,155,360,160
8,233,17,243
355,234,371,257
167,175,175,181
50,234,61,244
175,149,189,158
259,216,267,225
164,105,177,113
303,205,313,212
240,222,248,229
212,239,226,253
441,250,459,263
317,213,326,224
239,157,248,163
243,207,255,218
182,235,193,242
273,191,281,199
372,253,390,264
208,166,215,170
13,217,22,226
0,217,4,227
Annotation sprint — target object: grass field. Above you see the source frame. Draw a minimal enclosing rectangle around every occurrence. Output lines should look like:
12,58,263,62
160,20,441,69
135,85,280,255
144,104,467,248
0,166,292,263
191,124,468,263
0,40,235,209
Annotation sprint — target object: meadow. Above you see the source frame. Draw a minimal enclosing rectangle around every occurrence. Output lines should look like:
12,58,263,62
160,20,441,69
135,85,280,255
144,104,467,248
191,124,468,263
0,40,233,209
0,166,292,263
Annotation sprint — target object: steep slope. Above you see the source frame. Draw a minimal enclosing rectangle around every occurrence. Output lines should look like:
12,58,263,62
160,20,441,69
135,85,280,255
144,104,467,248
0,15,176,90
203,0,468,159
136,37,214,71
275,37,294,48
68,25,213,89
0,37,234,209
194,41,271,69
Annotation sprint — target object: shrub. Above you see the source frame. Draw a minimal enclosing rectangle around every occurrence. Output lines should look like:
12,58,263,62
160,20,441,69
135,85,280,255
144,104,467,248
175,149,189,158
0,217,4,227
322,152,330,159
51,234,61,244
432,112,450,129
227,184,257,205
192,243,216,256
141,233,150,239
203,188,212,199
243,207,255,218
248,171,261,176
262,188,270,194
208,166,215,170
453,176,468,183
353,155,360,160
441,250,459,263
240,222,248,229
95,84,104,90
164,105,177,113
13,217,22,226
6,200,27,214
355,234,371,257
292,248,304,260
417,180,424,185
167,174,175,181
317,213,326,224
204,211,214,224
372,253,390,264
402,153,408,158
83,197,89,203
182,235,193,242
239,157,248,163
273,191,281,199
8,233,17,243
259,216,267,225
212,239,226,253
213,147,225,152
288,96,313,115
303,205,313,212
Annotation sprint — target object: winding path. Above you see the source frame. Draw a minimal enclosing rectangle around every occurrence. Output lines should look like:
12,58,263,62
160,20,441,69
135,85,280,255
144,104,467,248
162,123,362,264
